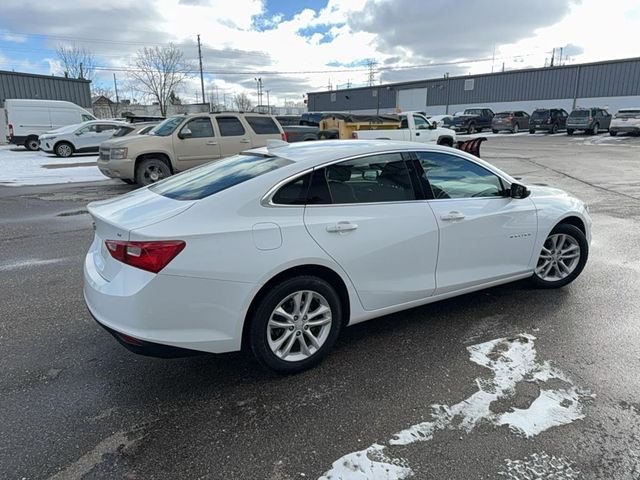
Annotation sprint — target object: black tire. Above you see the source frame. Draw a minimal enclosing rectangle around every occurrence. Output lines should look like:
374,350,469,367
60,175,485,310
55,142,74,158
135,158,171,186
551,123,559,134
25,136,39,151
567,129,574,136
529,223,588,289
467,123,475,134
529,129,536,134
591,123,599,135
513,123,519,134
476,127,483,133
609,131,617,137
492,129,499,134
248,276,343,374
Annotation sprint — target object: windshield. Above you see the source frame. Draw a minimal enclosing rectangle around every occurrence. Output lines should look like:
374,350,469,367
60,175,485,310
495,112,513,118
149,116,184,136
464,109,482,115
532,109,550,119
150,154,293,200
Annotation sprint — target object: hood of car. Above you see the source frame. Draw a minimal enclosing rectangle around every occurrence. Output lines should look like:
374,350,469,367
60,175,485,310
527,185,569,197
101,135,161,149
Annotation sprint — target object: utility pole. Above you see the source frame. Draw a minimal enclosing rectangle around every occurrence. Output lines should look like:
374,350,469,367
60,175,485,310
113,73,120,117
559,47,564,66
266,90,270,113
79,62,84,79
254,77,263,109
197,34,206,104
550,48,555,67
491,44,496,73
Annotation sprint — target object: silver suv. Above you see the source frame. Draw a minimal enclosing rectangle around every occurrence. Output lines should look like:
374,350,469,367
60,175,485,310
98,112,285,185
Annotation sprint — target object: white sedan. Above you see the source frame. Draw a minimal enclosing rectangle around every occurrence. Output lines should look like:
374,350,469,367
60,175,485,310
84,140,591,373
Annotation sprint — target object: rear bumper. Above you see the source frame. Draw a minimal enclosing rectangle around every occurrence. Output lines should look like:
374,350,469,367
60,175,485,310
566,122,593,130
83,247,255,355
8,135,27,146
530,124,556,131
610,126,640,134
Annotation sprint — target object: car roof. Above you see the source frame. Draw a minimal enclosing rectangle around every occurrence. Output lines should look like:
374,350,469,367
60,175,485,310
246,140,454,166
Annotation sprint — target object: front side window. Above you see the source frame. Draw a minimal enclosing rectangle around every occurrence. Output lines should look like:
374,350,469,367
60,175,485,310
151,154,293,200
319,153,416,204
96,124,117,133
77,124,97,134
182,117,214,138
216,116,246,136
416,151,505,199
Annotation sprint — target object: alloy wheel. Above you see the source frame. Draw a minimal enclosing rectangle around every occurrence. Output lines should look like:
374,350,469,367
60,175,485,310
144,164,166,183
57,144,72,157
535,233,581,282
267,290,332,362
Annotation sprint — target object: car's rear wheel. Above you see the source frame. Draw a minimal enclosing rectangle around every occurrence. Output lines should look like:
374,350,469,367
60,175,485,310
467,123,475,134
55,142,74,157
513,123,519,133
492,129,499,134
25,136,39,151
248,276,342,373
610,131,617,136
529,128,536,134
591,123,599,135
567,129,574,136
551,123,559,134
530,224,588,289
136,158,171,186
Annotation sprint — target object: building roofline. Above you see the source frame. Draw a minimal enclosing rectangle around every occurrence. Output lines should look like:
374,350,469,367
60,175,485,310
0,70,91,84
308,56,640,95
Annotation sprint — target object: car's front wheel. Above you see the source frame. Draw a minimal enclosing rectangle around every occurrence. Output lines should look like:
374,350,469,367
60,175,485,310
55,142,74,157
136,158,171,186
248,276,343,373
530,224,588,289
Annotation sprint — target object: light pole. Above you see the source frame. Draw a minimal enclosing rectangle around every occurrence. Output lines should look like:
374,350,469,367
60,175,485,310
254,77,263,109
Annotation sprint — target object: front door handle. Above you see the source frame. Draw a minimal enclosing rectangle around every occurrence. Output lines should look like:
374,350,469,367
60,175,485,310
440,211,465,221
240,139,251,144
415,132,420,136
326,221,358,233
206,141,218,145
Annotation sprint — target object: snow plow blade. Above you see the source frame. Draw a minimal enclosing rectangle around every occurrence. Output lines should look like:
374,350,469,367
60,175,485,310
456,137,487,157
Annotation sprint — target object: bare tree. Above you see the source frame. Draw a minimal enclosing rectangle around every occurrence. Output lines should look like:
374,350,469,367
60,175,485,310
233,92,253,111
129,44,192,117
56,45,96,80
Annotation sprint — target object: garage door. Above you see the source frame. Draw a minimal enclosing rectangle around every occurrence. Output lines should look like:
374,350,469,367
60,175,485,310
397,88,428,111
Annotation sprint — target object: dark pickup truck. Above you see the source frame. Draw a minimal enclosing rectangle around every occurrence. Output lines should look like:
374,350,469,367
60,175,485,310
281,125,319,142
449,108,495,134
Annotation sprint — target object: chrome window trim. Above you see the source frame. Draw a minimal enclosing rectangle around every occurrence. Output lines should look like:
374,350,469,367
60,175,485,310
260,147,513,207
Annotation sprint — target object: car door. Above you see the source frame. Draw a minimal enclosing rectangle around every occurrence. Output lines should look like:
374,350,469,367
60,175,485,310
73,124,99,150
303,152,439,311
173,116,221,171
412,114,435,142
599,109,611,129
414,150,538,294
214,115,251,156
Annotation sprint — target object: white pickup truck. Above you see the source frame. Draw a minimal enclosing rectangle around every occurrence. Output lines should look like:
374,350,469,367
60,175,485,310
352,112,456,146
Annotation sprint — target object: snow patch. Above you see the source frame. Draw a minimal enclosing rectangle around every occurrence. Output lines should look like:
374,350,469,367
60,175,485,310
499,452,580,479
318,444,413,480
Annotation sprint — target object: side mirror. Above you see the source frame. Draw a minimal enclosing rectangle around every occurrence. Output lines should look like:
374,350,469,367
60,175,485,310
75,131,82,136
428,122,437,129
179,128,192,139
510,182,530,199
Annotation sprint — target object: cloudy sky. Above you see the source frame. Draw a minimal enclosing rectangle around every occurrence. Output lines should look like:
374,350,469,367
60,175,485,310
1,0,639,107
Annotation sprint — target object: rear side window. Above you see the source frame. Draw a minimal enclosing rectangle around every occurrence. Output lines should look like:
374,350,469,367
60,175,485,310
150,154,293,200
246,116,280,134
113,126,134,137
216,116,246,136
272,173,312,205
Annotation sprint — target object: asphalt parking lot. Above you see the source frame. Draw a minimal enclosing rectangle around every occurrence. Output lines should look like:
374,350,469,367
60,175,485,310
1,133,640,479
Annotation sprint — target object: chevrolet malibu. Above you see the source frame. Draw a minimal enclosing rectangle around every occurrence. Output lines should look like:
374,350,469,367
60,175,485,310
84,140,591,373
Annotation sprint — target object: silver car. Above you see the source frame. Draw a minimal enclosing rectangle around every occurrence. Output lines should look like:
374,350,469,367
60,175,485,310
38,120,128,157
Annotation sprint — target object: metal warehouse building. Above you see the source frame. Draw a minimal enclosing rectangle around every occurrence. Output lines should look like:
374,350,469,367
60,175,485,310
1,70,91,142
307,57,640,116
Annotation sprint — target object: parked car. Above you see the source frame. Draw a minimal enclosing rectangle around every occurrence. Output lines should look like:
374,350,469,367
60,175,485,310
282,125,319,142
529,108,568,134
345,112,456,146
98,112,285,185
38,120,128,157
491,111,530,133
428,114,455,128
84,140,591,373
4,99,96,151
112,121,160,138
449,108,494,134
609,108,640,136
566,108,611,135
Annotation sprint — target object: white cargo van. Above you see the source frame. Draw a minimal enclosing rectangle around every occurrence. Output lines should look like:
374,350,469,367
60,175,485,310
4,99,96,150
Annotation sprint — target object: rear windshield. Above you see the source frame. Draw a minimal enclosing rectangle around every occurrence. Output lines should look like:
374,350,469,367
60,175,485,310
616,109,640,117
494,112,513,118
149,154,293,200
246,116,280,134
149,116,184,136
532,109,550,119
570,110,590,117
113,126,135,137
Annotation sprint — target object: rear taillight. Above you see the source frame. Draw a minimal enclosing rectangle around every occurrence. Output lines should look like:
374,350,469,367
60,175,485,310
105,240,186,273
8,123,14,138
281,132,288,142
588,117,593,123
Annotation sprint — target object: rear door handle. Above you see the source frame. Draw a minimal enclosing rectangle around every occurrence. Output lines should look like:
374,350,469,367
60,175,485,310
240,139,251,144
206,141,218,145
326,221,358,233
440,211,465,221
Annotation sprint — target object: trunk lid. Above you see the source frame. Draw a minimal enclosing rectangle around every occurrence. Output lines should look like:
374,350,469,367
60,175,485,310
87,188,196,281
